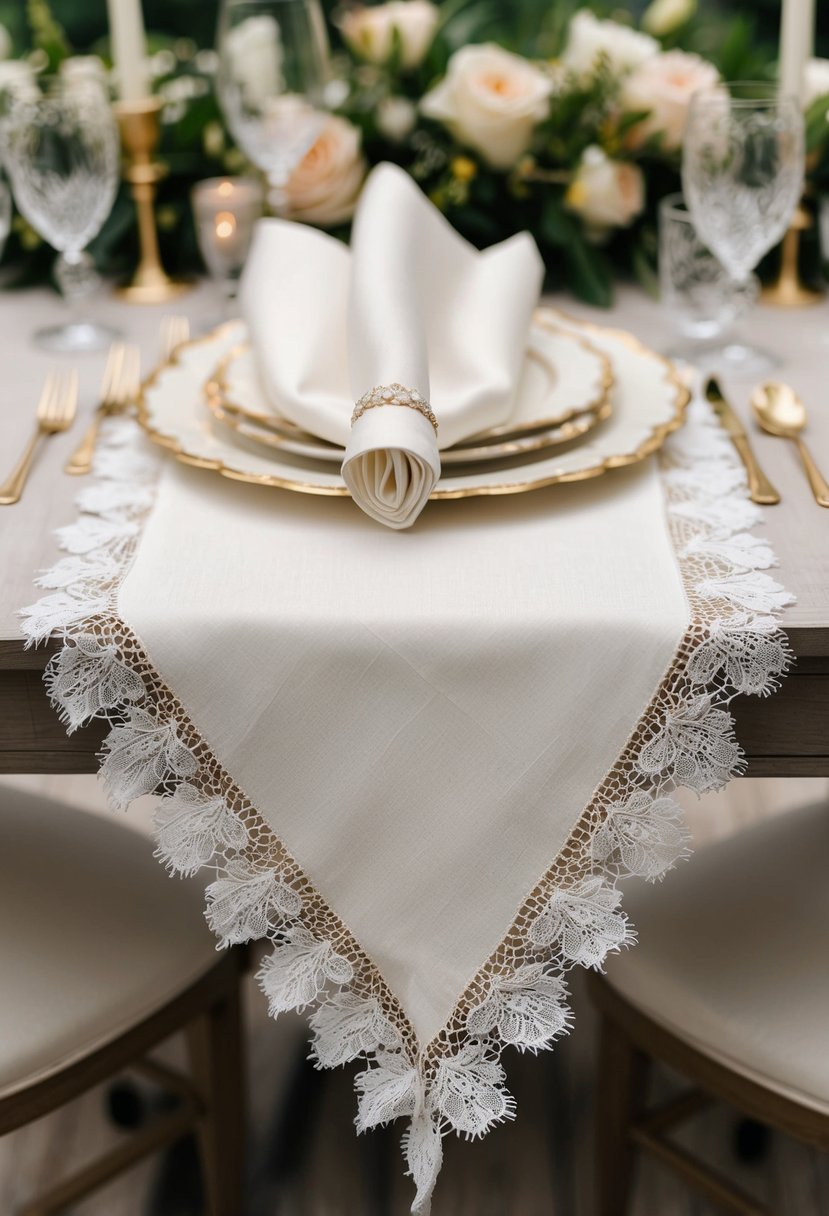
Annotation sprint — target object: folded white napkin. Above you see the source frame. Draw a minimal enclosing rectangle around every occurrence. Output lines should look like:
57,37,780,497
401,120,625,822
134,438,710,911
241,162,543,528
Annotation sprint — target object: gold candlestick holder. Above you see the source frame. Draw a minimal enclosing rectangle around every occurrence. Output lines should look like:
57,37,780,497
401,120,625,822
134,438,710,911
115,97,191,303
762,202,825,308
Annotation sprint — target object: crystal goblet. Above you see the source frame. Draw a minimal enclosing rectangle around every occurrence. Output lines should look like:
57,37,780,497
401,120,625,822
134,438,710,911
216,0,331,215
1,72,121,353
682,82,805,373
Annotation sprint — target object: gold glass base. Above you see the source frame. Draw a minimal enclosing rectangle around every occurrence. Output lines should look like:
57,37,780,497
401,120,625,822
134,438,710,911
761,204,825,309
116,274,192,304
761,278,824,308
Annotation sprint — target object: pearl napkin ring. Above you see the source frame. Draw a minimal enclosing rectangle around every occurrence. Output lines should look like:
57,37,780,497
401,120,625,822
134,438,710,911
351,384,438,433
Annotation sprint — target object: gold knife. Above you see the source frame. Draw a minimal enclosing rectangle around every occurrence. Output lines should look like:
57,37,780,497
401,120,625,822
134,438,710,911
703,376,781,506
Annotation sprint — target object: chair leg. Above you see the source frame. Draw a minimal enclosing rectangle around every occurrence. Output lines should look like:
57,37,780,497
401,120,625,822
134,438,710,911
595,1013,650,1216
187,973,247,1216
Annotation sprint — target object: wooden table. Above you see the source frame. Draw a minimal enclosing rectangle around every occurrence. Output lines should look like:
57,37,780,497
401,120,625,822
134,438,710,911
1,286,827,776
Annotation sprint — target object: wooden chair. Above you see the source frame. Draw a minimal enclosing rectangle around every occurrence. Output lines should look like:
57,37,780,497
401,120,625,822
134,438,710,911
0,786,246,1216
588,798,829,1216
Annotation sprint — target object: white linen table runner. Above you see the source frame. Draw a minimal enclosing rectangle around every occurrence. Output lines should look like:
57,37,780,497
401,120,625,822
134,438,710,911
24,392,792,1212
118,458,686,1043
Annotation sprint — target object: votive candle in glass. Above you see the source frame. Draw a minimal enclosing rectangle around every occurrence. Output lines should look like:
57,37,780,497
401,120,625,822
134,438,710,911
191,176,264,314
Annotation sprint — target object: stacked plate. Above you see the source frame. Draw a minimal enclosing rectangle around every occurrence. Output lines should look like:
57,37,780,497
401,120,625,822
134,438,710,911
138,310,690,501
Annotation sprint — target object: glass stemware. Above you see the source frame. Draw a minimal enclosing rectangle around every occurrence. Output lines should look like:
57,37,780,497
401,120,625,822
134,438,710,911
659,193,758,363
216,0,331,215
0,72,121,353
682,82,805,373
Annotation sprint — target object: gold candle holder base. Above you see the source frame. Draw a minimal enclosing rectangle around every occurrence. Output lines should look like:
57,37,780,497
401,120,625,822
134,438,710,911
115,98,192,304
762,203,825,309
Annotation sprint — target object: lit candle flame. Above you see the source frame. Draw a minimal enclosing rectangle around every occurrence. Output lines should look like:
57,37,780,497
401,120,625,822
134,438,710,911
215,211,237,240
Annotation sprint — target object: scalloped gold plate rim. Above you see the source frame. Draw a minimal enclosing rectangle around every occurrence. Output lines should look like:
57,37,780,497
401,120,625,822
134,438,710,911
203,320,615,466
136,310,690,501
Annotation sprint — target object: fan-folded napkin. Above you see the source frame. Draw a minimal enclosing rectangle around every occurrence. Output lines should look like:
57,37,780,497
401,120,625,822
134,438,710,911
241,162,543,528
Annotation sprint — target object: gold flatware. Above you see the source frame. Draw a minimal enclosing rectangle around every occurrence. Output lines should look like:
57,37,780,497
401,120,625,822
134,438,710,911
0,370,79,505
64,342,141,476
704,376,781,506
159,314,190,364
751,381,829,508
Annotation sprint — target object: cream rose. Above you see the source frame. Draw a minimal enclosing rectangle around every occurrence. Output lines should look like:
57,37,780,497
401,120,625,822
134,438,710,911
562,11,658,79
282,114,367,225
224,14,283,108
0,59,37,102
420,44,553,171
804,58,829,108
642,0,697,38
566,147,645,230
60,55,110,101
621,50,719,151
339,1,439,71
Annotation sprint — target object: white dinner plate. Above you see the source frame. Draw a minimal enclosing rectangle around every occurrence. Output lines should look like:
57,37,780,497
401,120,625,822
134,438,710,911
204,318,614,465
138,310,689,500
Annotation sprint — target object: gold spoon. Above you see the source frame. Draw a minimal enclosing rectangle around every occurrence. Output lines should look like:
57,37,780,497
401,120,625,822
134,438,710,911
750,382,829,508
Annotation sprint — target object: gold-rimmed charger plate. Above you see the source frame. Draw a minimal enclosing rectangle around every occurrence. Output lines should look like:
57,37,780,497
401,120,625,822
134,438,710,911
204,319,614,466
137,309,690,500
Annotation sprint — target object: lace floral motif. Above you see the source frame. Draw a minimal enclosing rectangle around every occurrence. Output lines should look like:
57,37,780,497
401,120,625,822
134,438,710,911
466,964,570,1051
44,634,145,733
258,927,354,1015
21,387,792,1214
154,782,249,877
205,857,303,946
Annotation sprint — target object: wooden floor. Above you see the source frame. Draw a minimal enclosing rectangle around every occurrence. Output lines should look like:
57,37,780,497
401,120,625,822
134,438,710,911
1,774,827,1216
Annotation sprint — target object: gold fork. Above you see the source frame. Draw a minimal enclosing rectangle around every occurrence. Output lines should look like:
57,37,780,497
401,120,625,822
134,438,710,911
0,370,79,505
64,342,141,476
159,314,190,364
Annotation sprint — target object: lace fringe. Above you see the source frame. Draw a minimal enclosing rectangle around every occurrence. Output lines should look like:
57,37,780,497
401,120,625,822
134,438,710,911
21,393,792,1214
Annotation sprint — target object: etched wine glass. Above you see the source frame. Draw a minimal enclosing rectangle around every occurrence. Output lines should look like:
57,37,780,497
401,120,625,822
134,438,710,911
216,0,331,215
0,72,121,353
682,82,804,372
659,193,758,362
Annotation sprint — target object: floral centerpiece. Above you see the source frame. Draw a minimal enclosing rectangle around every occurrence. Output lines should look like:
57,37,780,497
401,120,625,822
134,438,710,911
1,0,829,304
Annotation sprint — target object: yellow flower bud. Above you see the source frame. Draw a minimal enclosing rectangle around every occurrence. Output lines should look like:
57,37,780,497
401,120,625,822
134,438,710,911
451,155,477,183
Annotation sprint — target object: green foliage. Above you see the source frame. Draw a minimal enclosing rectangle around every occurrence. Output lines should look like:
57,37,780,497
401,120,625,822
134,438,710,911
1,0,827,307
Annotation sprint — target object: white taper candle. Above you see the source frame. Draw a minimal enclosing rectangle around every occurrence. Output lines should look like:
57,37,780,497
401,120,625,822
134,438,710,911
779,0,815,103
106,0,150,103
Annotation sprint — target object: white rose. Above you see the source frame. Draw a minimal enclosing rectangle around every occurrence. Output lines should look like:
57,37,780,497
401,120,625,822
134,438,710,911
340,1,439,71
0,24,10,61
282,114,367,225
642,0,697,38
0,59,37,103
59,55,110,102
377,94,418,141
224,14,283,108
562,11,658,79
420,44,552,171
621,50,719,151
804,58,829,109
566,147,645,229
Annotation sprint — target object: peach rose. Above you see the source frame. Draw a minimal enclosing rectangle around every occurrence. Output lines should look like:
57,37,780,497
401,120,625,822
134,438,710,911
420,44,552,170
339,1,439,71
621,50,720,151
565,147,645,229
282,114,367,226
